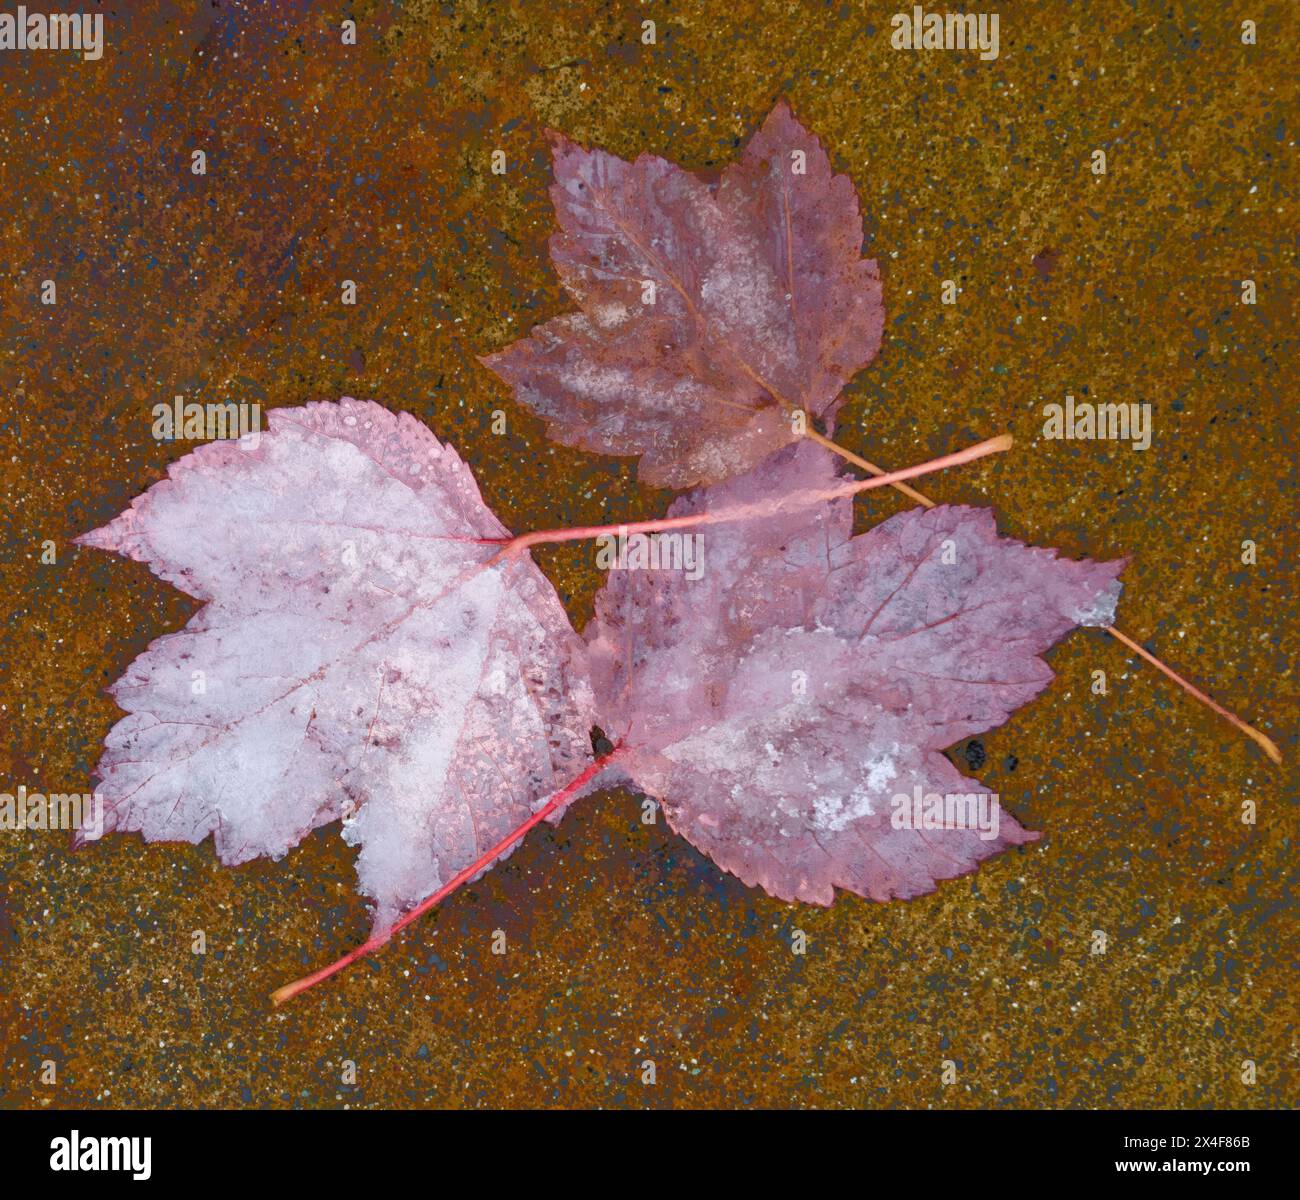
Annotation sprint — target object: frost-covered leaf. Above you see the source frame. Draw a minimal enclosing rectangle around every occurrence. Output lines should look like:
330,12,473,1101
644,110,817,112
585,443,1125,904
76,398,595,932
482,101,884,489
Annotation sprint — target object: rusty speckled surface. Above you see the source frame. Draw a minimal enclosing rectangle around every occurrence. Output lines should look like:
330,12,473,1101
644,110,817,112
0,1,1296,1108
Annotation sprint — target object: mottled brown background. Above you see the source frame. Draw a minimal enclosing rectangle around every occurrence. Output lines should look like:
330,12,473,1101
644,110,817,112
0,0,1295,1109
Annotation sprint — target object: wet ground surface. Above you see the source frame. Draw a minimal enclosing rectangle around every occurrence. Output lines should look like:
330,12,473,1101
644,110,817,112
0,1,1295,1107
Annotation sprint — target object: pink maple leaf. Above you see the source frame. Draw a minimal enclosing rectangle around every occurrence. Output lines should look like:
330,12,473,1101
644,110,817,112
482,101,884,489
584,441,1126,904
75,398,595,933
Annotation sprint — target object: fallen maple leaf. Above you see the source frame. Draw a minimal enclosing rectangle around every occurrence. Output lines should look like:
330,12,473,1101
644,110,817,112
75,398,595,933
482,100,883,488
584,441,1126,904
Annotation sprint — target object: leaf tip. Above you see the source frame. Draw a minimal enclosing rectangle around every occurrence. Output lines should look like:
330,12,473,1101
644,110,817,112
72,522,119,554
542,127,579,159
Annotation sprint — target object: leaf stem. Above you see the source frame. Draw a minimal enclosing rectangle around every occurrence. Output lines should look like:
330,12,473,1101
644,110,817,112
1103,624,1281,765
806,427,1282,765
493,432,1012,560
270,746,625,1006
805,427,937,508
